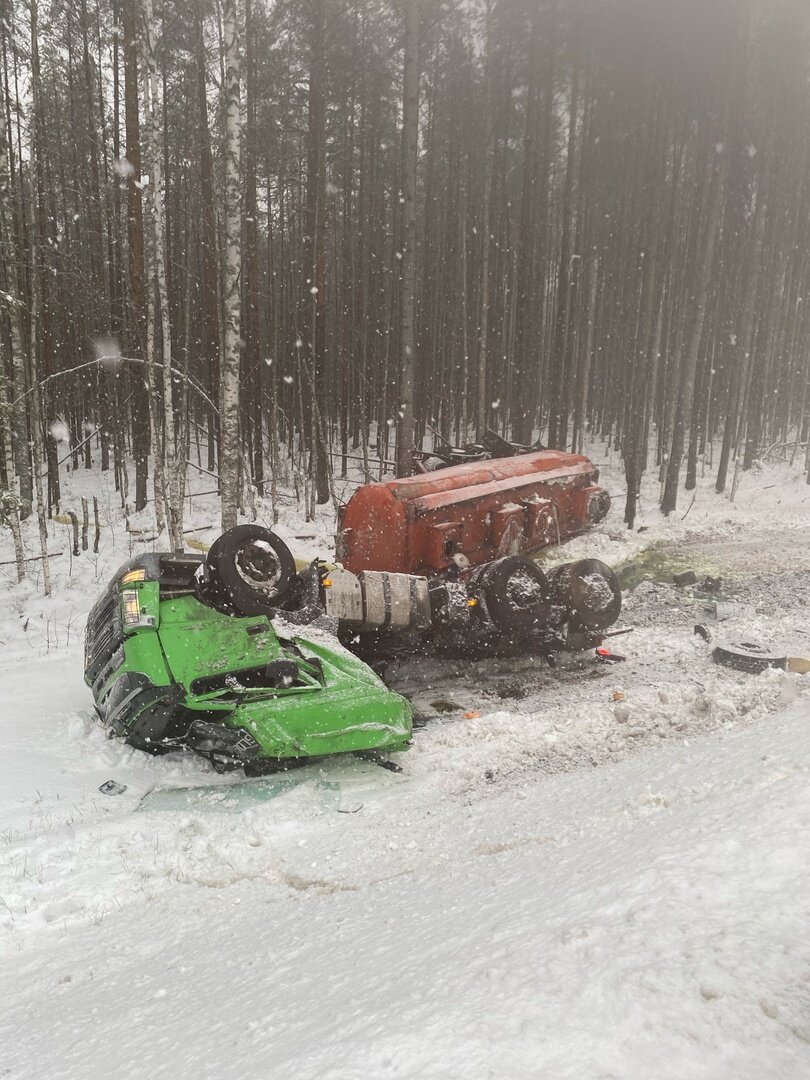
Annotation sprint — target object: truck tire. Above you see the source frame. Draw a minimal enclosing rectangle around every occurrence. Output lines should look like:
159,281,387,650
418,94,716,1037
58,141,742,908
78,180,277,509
474,555,553,636
547,558,622,631
206,525,295,615
712,640,787,675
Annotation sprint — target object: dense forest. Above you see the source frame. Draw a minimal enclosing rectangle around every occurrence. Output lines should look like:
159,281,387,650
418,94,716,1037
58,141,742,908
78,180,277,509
2,0,810,566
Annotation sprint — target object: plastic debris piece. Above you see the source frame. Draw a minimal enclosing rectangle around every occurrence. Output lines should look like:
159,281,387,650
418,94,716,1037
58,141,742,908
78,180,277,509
99,780,127,796
596,646,627,662
673,570,698,587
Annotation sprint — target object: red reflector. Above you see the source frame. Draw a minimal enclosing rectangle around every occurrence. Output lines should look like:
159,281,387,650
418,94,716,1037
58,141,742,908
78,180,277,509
596,647,611,657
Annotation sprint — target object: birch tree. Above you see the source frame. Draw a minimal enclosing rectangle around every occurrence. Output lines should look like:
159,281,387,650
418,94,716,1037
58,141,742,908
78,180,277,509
141,0,183,548
28,0,50,594
220,0,242,531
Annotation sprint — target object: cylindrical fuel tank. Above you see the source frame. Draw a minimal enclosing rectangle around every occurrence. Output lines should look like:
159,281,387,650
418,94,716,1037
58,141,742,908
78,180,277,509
337,450,609,576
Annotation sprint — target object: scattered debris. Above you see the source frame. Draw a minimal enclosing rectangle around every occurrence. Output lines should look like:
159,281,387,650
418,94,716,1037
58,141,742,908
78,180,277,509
712,640,788,675
412,427,544,471
787,656,810,675
430,699,461,713
612,690,626,702
595,646,627,663
694,624,712,642
673,570,698,587
464,710,482,720
99,780,127,796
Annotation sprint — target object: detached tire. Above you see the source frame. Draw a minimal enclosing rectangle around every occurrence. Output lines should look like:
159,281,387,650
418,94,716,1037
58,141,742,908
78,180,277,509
712,640,787,675
474,555,553,636
206,525,295,615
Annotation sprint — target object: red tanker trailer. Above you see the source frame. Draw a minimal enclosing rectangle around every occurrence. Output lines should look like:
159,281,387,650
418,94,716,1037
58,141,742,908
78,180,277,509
337,449,611,577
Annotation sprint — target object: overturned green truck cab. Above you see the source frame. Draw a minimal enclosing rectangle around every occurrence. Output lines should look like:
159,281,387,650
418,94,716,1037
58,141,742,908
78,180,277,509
85,537,412,772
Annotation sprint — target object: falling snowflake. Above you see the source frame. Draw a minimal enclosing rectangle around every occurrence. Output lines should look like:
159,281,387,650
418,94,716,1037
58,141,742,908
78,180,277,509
49,420,71,444
93,336,122,372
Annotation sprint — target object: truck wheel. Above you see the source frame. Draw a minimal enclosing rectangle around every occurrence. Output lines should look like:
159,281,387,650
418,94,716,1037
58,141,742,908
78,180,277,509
548,559,622,631
712,640,787,674
475,555,553,636
206,525,295,615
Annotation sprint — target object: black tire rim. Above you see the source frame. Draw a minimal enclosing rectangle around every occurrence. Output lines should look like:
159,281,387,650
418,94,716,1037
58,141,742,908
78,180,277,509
234,540,282,594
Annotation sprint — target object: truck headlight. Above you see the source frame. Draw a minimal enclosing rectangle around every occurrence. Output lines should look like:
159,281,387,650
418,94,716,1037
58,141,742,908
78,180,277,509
121,588,156,629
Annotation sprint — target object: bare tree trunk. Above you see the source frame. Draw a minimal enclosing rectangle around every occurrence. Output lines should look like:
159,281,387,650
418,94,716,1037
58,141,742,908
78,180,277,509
396,0,418,477
143,186,166,536
511,6,542,445
304,0,329,502
0,40,30,530
123,0,149,511
28,0,50,594
548,64,579,450
661,152,725,516
475,134,492,439
196,12,220,476
141,0,182,548
0,17,30,518
220,0,242,531
244,0,262,490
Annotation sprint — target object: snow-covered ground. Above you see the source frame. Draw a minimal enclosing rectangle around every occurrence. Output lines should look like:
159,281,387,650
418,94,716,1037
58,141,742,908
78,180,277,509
1,444,809,1079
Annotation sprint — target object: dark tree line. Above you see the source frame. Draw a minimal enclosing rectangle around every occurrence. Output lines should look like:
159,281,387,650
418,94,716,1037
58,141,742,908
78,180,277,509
2,0,810,563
